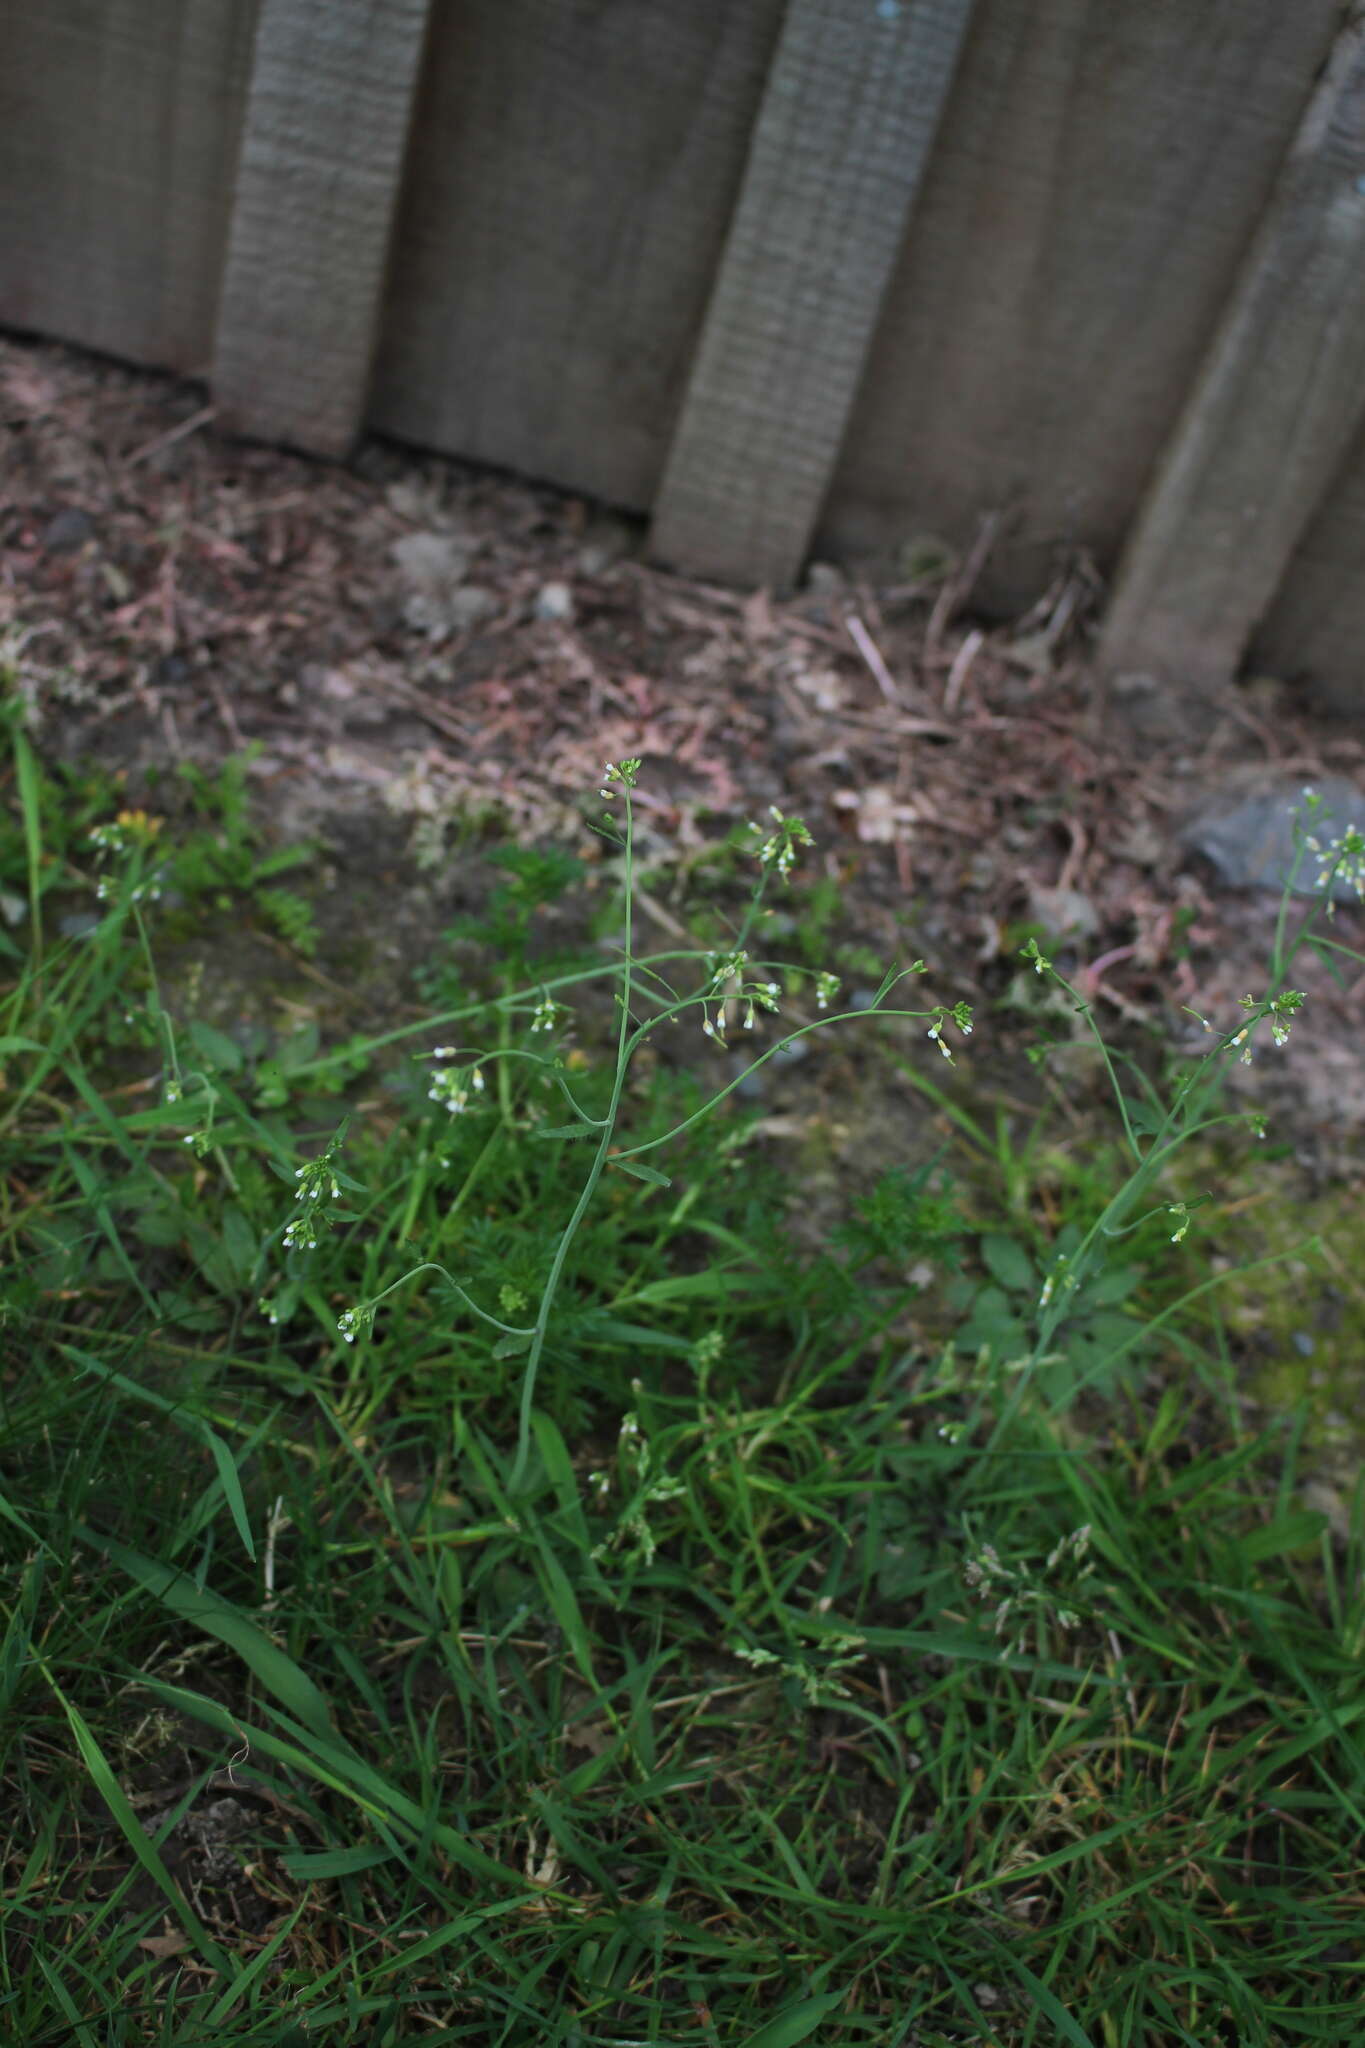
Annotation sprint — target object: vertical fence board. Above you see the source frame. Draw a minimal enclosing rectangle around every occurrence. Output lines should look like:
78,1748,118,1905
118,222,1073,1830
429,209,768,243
212,0,430,457
820,0,1341,611
0,1,255,369
368,0,784,513
650,0,974,590
1100,21,1365,704
1253,420,1365,712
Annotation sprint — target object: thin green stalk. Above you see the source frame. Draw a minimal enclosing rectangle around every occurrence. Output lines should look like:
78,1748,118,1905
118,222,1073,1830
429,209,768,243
613,990,930,1162
280,949,702,1083
508,787,640,1492
11,722,45,976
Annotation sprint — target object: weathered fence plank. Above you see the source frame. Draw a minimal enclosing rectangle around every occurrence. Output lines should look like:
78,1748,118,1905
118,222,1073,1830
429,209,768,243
1100,20,1365,706
650,0,974,590
368,0,784,512
0,1,254,369
212,0,430,457
820,0,1341,612
1253,431,1365,713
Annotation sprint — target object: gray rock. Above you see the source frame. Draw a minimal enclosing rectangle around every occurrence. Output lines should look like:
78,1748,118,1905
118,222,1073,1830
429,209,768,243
1183,775,1365,901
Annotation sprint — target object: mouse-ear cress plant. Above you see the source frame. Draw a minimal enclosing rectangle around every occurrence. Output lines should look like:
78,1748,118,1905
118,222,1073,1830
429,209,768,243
321,757,971,1487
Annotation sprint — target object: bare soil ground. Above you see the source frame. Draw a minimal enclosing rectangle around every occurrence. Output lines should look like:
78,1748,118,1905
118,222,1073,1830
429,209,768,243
3,329,1363,1180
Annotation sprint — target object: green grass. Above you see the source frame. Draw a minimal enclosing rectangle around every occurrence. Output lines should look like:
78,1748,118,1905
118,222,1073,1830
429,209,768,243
3,725,1364,2045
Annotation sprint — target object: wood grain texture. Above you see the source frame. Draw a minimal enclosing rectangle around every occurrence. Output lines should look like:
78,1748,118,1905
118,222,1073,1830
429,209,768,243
367,0,785,511
212,0,430,457
0,0,256,369
1253,427,1365,714
650,0,975,589
1100,21,1365,700
820,0,1341,612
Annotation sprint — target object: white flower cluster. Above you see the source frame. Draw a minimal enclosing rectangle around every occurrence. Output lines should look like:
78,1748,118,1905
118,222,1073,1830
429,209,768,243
530,998,561,1034
700,948,781,1043
87,821,136,854
598,758,641,799
87,816,165,905
814,970,840,1011
428,1050,486,1113
336,1304,375,1345
1300,789,1365,912
282,1149,346,1253
926,1001,974,1065
94,874,162,905
1240,987,1305,1056
1188,988,1306,1067
747,805,813,879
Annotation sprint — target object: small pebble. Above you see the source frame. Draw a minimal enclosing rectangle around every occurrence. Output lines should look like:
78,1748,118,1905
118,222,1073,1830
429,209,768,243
534,581,575,623
447,585,498,631
42,506,94,554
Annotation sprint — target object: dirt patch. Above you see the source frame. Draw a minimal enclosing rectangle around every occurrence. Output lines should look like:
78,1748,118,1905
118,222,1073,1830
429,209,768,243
4,330,1363,1213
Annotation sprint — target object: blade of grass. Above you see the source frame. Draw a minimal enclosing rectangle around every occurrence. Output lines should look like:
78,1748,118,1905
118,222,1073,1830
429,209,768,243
76,1529,335,1739
63,1349,261,1560
38,1670,228,1976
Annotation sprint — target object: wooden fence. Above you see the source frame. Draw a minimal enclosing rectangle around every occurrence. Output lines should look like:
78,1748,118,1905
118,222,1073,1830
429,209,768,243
4,0,1365,713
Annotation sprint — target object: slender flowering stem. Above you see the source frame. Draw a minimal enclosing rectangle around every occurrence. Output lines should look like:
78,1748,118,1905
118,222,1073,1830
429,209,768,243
509,768,641,1492
612,980,936,1161
974,808,1358,1464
